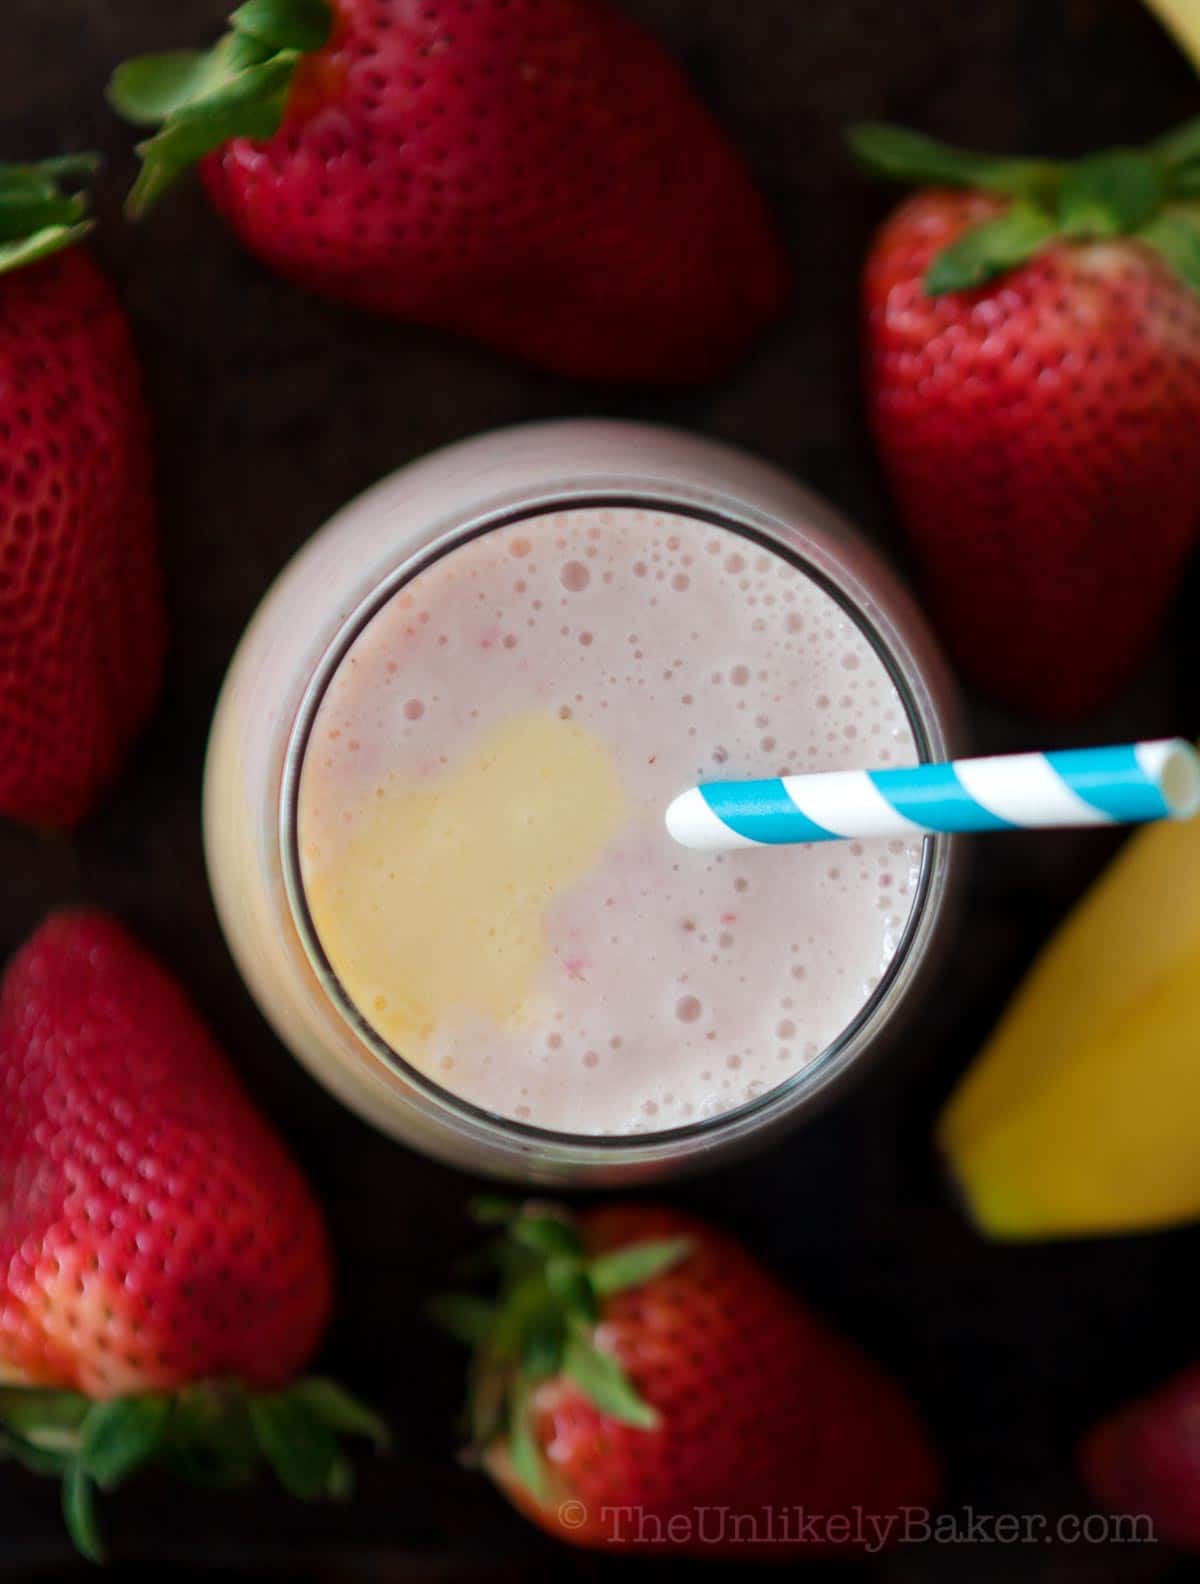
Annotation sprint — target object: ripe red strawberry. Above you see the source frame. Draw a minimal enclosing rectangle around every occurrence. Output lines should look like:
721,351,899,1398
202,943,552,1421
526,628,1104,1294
0,909,386,1560
434,1200,940,1557
0,158,164,827
851,122,1200,717
107,0,789,384
1080,1364,1200,1548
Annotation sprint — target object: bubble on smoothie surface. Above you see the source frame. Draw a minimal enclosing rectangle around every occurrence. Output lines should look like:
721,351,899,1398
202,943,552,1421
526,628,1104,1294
296,504,922,1137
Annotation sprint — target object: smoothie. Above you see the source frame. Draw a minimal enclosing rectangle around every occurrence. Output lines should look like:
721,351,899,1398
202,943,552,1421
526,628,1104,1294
296,504,921,1135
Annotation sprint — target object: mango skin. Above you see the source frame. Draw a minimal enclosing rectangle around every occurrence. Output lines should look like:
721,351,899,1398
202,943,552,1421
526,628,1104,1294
938,809,1200,1239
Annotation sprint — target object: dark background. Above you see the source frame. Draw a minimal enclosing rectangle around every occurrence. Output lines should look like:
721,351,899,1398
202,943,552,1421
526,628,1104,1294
3,1,1199,1579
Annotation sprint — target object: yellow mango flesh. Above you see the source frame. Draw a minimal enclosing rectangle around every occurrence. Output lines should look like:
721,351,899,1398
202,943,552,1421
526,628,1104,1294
304,710,627,1053
938,810,1200,1239
1143,0,1200,74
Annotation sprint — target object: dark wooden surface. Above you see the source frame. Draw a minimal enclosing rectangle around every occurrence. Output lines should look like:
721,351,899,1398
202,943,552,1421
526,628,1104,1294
4,2,1200,1579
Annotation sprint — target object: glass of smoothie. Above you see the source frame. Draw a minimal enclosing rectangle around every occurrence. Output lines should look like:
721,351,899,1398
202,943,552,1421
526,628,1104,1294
203,421,958,1184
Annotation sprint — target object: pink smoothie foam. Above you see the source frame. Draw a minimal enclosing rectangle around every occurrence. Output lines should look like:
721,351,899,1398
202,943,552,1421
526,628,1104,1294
297,504,921,1136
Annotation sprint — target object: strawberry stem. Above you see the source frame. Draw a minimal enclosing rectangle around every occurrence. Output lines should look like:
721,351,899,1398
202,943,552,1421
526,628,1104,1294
0,1375,387,1561
848,123,1063,204
107,0,334,217
0,154,99,276
433,1201,692,1504
63,1461,103,1563
850,117,1200,297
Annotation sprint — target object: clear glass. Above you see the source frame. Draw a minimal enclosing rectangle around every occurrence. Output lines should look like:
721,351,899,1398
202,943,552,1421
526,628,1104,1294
203,420,959,1185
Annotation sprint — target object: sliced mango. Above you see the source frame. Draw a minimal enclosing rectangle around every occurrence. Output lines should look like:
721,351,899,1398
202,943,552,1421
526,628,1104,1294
1143,0,1200,74
938,808,1200,1239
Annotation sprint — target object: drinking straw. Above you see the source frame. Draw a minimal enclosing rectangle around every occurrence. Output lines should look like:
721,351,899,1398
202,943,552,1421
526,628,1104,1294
665,739,1200,852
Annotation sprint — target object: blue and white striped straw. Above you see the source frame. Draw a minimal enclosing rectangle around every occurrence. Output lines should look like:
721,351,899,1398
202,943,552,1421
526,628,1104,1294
665,739,1200,852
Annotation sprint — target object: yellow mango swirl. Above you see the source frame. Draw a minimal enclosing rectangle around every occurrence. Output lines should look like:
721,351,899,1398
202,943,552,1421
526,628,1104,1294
304,711,627,1051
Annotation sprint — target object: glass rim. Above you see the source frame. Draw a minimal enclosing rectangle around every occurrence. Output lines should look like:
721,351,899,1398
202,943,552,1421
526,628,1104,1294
279,489,951,1157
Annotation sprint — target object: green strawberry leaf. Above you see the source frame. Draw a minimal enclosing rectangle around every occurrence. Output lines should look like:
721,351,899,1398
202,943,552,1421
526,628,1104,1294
0,1388,91,1443
325,1450,356,1501
448,1206,693,1471
80,1396,171,1488
545,1257,598,1321
1059,150,1164,238
925,201,1058,295
289,1378,391,1451
848,123,1061,202
0,224,93,275
232,0,333,53
0,153,100,186
0,156,97,275
62,1462,105,1565
0,1390,90,1483
429,1293,500,1348
4,1377,382,1561
107,50,214,125
491,1272,556,1357
855,115,1200,294
0,159,94,238
506,1379,548,1502
0,193,88,243
157,1384,260,1488
587,1237,693,1297
109,0,334,216
249,1391,345,1500
467,1195,523,1226
0,1427,74,1477
1138,211,1200,294
561,1332,658,1430
126,52,299,218
519,1310,565,1380
510,1215,582,1259
107,36,271,127
1155,115,1200,173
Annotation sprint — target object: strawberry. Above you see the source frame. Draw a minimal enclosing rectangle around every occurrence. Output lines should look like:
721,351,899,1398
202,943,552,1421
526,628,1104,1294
0,158,164,827
1081,1364,1200,1548
434,1200,940,1557
851,122,1200,717
0,909,386,1560
106,0,789,384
